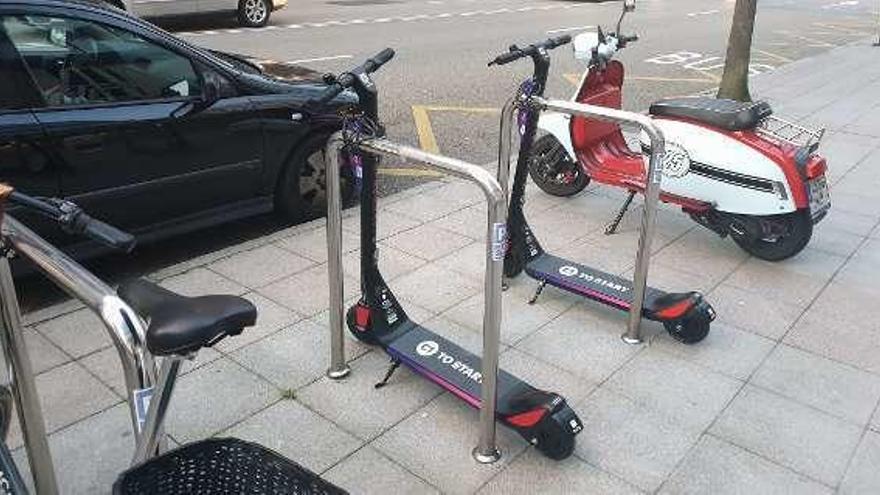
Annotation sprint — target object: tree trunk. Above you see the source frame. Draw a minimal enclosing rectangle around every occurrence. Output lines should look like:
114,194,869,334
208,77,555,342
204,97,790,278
717,0,758,102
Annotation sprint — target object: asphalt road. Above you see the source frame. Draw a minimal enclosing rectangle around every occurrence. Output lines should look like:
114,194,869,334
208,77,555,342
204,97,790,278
17,0,879,306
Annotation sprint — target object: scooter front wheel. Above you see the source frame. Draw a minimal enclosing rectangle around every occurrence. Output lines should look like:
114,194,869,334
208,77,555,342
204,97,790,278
730,210,813,261
528,135,590,197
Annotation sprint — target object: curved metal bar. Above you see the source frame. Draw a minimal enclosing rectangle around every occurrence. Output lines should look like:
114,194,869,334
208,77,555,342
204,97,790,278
327,136,507,463
1,216,159,438
522,96,666,344
497,96,519,202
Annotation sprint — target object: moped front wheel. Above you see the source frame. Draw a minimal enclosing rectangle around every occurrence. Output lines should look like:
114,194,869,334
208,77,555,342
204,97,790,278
730,210,813,261
528,135,589,197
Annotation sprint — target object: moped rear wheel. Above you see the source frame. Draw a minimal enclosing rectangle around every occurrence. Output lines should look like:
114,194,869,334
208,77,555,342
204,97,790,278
528,135,589,197
731,210,813,261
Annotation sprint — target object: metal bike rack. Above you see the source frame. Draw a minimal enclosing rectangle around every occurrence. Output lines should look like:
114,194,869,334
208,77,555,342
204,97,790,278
497,96,666,344
325,133,509,462
0,216,162,491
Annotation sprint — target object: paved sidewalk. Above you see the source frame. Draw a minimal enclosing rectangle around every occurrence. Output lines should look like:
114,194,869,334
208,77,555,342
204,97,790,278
11,40,880,494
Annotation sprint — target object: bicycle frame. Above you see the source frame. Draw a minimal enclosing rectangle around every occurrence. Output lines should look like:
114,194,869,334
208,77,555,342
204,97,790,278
0,215,164,492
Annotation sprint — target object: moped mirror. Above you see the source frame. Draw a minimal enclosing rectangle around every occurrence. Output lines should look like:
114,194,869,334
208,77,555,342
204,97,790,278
573,31,600,61
617,0,636,34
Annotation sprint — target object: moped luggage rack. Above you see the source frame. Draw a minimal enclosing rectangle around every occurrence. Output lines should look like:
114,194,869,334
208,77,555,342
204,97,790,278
498,96,666,344
325,134,509,463
0,216,162,494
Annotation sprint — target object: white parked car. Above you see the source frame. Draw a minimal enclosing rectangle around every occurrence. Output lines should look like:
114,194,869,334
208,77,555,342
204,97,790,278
106,0,287,27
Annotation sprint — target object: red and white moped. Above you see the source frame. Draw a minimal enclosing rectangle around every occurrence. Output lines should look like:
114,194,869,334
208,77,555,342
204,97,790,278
533,1,831,261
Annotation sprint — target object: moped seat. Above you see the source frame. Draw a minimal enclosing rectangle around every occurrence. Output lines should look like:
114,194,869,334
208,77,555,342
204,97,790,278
118,279,256,356
649,97,772,131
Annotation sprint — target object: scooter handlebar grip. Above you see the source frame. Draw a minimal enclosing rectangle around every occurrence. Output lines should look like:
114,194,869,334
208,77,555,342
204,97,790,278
547,34,572,49
73,213,136,252
489,50,522,66
364,48,395,73
619,34,639,45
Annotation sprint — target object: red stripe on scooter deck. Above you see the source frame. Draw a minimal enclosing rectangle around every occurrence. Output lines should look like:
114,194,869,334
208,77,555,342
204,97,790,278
524,253,666,313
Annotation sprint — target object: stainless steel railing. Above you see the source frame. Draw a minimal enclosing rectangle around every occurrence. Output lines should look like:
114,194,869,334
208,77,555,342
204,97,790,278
0,216,163,492
498,96,666,344
325,134,508,463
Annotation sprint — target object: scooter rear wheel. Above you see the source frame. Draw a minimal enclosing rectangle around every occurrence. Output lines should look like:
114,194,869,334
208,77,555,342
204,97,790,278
731,210,813,261
528,135,590,197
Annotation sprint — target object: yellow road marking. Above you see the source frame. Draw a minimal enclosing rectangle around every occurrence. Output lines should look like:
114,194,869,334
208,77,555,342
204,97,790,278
378,167,445,178
411,105,500,154
563,73,580,87
412,105,439,154
754,49,793,64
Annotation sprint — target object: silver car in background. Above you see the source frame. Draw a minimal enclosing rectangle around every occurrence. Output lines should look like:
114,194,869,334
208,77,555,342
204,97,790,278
107,0,287,27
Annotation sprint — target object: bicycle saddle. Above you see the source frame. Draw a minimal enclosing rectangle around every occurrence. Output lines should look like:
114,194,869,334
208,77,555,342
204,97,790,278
118,279,256,356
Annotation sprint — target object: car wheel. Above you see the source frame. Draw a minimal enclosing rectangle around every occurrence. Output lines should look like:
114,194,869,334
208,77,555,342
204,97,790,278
276,133,355,223
238,0,271,27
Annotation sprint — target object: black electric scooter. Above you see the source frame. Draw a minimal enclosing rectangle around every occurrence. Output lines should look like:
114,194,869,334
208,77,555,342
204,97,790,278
497,36,716,344
311,48,582,460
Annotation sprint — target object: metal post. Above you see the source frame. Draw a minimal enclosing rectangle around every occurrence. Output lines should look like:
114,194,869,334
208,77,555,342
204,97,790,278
2,217,161,450
346,138,506,464
526,97,666,344
0,257,59,494
497,97,518,201
131,357,182,465
325,132,351,380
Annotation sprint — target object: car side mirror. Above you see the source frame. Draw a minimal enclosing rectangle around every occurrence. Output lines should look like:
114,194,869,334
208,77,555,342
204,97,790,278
573,32,600,61
202,79,220,105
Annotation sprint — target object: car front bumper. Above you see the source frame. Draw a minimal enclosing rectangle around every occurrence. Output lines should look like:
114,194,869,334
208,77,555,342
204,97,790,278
273,0,288,10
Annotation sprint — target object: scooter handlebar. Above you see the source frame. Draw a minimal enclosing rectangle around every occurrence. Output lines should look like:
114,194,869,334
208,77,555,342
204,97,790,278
618,33,639,46
488,35,572,66
310,48,396,106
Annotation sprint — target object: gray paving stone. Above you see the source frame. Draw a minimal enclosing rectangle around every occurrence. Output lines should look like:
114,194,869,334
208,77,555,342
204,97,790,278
784,282,880,374
344,207,422,240
652,229,748,282
499,348,598,407
478,448,642,495
605,347,742,430
229,319,368,390
158,267,247,297
710,385,863,486
224,400,362,473
79,346,128,398
527,203,605,251
213,292,303,353
274,225,361,263
433,241,491,282
623,262,722,296
659,435,832,495
440,276,576,346
389,264,481,314
574,387,701,492
372,394,528,495
432,203,489,241
324,446,440,495
15,403,135,495
872,404,880,432
383,188,476,223
207,243,315,289
22,299,83,327
35,308,111,358
808,224,865,257
257,264,360,316
36,361,120,434
725,259,831,310
818,209,878,237
652,322,775,380
23,327,69,374
297,350,441,440
342,243,424,281
382,223,472,262
709,283,806,340
555,237,638,276
165,357,276,444
752,344,880,425
516,307,640,383
840,430,880,494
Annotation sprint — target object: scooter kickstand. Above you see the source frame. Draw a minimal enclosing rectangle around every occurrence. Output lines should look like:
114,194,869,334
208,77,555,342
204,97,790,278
605,190,636,235
374,358,401,389
528,280,547,305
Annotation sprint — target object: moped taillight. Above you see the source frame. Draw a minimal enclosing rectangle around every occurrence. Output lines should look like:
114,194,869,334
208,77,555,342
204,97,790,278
806,158,827,180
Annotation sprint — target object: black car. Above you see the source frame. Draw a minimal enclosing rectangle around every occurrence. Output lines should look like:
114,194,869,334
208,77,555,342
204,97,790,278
0,0,355,253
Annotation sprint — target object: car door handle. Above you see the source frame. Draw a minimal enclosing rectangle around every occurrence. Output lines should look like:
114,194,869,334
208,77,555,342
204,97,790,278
65,134,104,154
